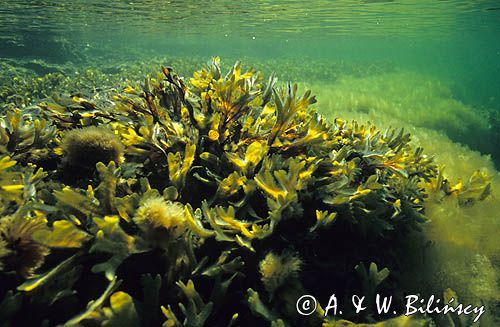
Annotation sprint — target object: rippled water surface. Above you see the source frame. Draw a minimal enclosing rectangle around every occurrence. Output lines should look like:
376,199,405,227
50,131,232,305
1,0,500,37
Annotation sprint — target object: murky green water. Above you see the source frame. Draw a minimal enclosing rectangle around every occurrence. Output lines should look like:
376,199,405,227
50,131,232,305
0,0,500,327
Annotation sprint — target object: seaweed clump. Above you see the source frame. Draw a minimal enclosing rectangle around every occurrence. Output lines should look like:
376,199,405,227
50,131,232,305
0,58,495,326
60,126,124,174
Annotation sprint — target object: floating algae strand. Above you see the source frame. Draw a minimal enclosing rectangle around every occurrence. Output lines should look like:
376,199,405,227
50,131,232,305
0,58,499,326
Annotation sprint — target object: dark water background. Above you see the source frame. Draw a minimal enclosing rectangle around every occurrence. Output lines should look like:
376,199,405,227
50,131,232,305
1,0,500,156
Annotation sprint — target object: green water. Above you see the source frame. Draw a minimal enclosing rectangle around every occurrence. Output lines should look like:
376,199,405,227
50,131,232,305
2,0,500,155
2,0,500,102
1,1,500,326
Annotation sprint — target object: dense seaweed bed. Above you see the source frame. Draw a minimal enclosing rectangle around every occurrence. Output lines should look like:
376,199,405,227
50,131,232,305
0,58,499,326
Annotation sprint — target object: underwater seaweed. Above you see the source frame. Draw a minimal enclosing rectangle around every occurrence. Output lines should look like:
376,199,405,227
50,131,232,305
0,58,497,326
0,214,50,277
60,126,125,174
303,72,497,166
303,83,500,325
